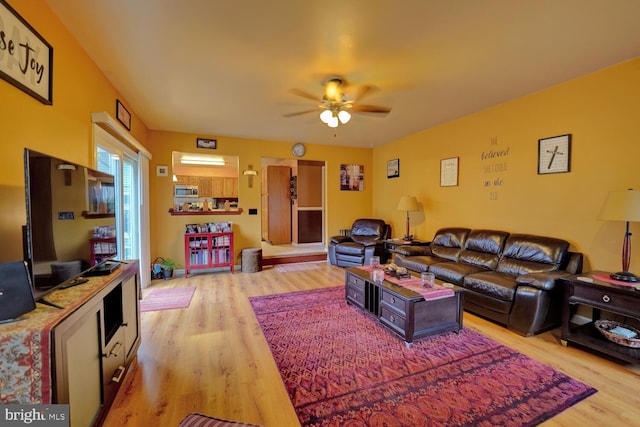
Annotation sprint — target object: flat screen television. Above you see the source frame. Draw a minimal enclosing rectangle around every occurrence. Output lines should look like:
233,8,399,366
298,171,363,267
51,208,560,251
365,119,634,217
24,148,117,301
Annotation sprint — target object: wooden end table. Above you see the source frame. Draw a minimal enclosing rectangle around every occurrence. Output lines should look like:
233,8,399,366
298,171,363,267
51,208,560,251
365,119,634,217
384,239,430,261
560,271,640,363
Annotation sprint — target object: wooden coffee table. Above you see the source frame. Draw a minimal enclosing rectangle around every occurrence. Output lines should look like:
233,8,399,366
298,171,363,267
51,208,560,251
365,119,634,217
345,267,464,347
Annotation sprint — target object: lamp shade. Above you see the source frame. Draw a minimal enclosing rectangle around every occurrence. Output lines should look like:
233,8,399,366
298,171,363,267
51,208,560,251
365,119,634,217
397,195,419,212
598,189,640,222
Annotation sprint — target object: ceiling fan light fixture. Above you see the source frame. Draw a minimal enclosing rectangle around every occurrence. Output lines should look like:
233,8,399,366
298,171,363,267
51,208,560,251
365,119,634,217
338,110,351,124
325,78,342,101
328,116,339,128
320,109,332,124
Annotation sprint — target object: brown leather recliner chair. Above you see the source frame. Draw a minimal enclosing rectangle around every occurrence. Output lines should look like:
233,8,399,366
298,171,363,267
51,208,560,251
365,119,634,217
328,219,391,267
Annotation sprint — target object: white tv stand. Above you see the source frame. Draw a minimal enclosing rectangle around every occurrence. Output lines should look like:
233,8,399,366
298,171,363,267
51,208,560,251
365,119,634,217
0,260,141,426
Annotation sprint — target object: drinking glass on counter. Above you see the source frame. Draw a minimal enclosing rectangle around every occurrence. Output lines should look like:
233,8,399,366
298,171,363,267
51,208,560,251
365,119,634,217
421,272,435,288
370,256,380,269
372,268,385,284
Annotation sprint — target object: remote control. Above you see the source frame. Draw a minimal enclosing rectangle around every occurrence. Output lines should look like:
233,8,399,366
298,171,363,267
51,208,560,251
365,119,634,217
576,276,594,283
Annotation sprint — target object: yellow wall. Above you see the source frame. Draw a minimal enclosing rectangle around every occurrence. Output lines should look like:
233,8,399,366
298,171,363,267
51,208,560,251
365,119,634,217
0,0,148,262
373,58,640,274
3,0,639,277
148,130,373,264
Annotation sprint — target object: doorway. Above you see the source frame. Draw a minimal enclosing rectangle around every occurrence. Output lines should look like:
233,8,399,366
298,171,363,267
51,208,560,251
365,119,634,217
260,158,326,258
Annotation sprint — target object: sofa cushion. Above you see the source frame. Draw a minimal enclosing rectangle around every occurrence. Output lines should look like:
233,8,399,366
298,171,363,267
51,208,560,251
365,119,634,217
429,261,489,286
458,229,509,269
394,255,445,273
393,245,431,257
350,219,386,238
463,271,518,302
496,234,569,275
429,227,470,261
350,235,383,246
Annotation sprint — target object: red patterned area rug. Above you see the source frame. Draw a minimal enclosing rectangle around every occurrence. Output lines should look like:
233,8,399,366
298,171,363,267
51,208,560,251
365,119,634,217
249,287,597,427
140,286,196,312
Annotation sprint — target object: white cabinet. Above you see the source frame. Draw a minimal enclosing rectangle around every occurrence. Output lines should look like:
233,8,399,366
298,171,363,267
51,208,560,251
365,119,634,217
52,261,140,426
122,275,139,360
55,310,102,426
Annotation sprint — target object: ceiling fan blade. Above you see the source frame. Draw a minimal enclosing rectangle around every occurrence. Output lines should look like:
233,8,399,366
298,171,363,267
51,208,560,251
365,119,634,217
282,109,319,118
350,84,376,102
351,104,391,114
289,88,321,102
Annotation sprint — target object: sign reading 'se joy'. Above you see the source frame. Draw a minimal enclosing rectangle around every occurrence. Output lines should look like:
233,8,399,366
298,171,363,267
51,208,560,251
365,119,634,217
0,0,53,104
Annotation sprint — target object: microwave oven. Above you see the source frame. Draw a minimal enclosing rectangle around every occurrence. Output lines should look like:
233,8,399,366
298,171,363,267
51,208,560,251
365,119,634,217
175,185,199,197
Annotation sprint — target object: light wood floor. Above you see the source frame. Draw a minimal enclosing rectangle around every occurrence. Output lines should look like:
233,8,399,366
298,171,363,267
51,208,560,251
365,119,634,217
104,263,640,427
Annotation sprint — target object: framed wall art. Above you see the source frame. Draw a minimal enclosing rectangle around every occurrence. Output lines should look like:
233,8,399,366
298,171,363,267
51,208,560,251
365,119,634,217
116,99,131,130
538,134,571,174
340,164,364,191
156,165,169,177
196,138,217,149
0,0,53,105
440,157,459,187
387,159,400,178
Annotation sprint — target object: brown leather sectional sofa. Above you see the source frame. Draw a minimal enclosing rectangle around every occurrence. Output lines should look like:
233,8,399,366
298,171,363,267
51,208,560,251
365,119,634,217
394,227,583,336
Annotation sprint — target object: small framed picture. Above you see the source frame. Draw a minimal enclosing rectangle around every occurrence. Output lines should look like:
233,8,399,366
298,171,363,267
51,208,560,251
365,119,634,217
116,99,131,130
196,138,217,149
387,159,400,178
156,165,169,177
538,134,571,174
440,157,459,187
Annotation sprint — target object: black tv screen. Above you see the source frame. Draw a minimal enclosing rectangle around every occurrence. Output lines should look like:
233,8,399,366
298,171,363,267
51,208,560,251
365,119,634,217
24,149,117,300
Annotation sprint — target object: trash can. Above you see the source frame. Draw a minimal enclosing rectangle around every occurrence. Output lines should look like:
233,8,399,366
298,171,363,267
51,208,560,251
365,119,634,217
241,248,262,273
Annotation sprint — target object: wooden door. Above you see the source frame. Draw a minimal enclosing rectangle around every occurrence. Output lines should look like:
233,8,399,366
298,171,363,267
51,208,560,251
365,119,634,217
262,165,291,245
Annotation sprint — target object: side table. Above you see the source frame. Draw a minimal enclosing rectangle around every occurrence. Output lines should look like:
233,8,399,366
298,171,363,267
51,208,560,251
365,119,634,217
384,239,430,261
560,272,640,363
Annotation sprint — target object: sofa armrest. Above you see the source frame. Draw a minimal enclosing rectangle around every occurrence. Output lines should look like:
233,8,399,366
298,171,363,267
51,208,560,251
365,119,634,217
515,271,571,291
330,235,352,244
563,251,584,275
393,245,432,257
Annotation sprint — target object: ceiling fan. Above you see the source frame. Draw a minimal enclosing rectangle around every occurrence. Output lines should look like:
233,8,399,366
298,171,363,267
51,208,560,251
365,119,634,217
284,77,391,127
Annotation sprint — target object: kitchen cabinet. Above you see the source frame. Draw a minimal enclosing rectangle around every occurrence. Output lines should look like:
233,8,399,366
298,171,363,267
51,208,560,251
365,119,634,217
197,177,213,197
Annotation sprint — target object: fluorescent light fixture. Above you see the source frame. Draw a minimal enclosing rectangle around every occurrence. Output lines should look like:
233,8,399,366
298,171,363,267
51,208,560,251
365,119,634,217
180,155,225,166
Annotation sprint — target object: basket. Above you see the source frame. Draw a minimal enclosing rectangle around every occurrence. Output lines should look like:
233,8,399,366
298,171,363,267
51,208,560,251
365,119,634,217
594,320,640,348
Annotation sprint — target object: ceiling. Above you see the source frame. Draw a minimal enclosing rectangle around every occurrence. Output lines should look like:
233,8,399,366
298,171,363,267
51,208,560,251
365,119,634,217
45,0,640,148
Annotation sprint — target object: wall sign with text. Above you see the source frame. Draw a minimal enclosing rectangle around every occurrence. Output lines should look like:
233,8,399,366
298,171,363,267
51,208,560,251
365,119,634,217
481,136,510,201
0,0,53,104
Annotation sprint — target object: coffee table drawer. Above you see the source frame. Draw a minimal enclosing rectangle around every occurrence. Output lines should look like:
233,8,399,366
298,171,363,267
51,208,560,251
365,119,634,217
346,284,366,309
380,290,408,316
380,306,406,333
346,271,366,291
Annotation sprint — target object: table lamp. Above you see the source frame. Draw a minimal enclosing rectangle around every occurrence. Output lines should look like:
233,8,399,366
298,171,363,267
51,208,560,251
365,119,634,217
397,195,419,241
598,188,640,282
